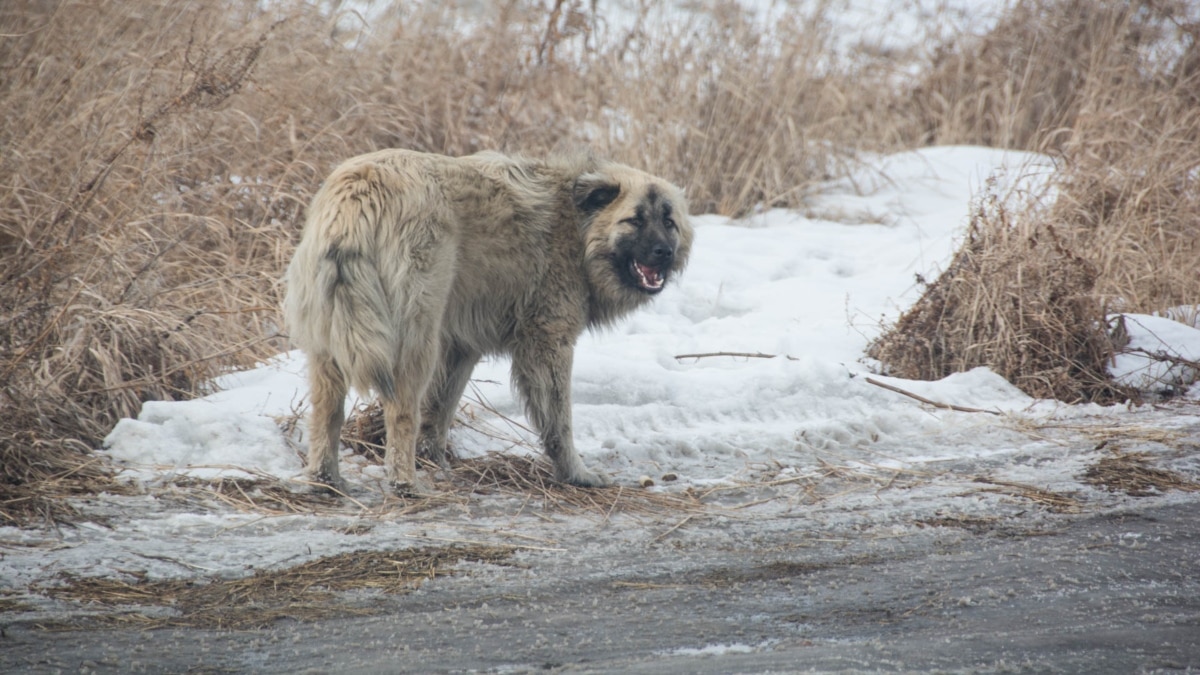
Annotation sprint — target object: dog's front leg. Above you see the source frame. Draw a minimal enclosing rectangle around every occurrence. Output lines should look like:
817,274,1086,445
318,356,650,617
512,339,612,488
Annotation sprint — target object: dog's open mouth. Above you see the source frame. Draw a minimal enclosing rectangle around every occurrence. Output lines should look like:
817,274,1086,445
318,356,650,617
631,260,665,293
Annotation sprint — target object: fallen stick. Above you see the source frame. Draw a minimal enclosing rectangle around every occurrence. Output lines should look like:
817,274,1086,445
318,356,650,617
865,377,1001,415
674,351,797,361
652,514,694,543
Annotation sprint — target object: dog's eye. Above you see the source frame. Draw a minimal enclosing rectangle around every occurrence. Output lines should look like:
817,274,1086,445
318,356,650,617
664,217,677,231
621,217,642,228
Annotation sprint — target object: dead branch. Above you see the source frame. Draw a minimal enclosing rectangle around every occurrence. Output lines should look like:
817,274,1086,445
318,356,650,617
674,351,797,361
865,377,1002,415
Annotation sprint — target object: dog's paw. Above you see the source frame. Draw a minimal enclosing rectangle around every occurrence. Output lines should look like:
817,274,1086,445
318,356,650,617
418,438,455,471
304,470,348,495
560,467,613,488
388,475,437,499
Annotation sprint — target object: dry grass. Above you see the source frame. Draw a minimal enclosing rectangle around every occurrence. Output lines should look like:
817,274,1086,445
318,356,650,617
1082,449,1200,496
163,474,347,516
905,0,1163,152
38,544,514,629
342,400,709,517
867,186,1134,403
451,451,706,516
971,477,1083,513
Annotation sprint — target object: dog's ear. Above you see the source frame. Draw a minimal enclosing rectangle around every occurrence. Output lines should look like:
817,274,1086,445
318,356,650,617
573,172,621,214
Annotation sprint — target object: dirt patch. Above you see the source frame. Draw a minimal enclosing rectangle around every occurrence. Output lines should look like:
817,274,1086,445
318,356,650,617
698,561,831,587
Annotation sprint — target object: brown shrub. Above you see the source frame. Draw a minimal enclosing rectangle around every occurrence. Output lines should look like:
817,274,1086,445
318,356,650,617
867,187,1133,403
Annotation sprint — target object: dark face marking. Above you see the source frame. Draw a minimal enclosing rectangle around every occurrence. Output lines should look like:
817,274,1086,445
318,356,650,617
613,187,680,295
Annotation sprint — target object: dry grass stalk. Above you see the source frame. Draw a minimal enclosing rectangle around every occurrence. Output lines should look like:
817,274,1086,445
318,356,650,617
38,544,514,629
1081,450,1200,496
972,477,1082,513
864,377,1001,415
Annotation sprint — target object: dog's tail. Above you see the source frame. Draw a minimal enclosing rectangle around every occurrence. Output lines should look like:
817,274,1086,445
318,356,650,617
286,168,398,399
321,243,397,399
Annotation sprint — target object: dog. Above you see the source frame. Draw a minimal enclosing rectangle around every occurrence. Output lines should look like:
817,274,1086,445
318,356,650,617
284,149,692,492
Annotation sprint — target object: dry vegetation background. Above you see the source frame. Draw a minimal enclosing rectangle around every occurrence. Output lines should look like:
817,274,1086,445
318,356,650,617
0,0,1197,525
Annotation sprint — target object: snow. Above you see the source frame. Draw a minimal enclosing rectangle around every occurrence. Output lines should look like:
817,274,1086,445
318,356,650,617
1109,313,1200,395
4,2,1200,627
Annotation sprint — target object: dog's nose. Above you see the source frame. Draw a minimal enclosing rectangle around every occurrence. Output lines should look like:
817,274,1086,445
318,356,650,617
650,243,673,264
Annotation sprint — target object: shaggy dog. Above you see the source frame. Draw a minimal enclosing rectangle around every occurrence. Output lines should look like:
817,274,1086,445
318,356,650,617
284,149,692,492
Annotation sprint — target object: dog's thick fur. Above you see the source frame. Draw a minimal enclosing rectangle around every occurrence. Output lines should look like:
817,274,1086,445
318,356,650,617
284,149,692,490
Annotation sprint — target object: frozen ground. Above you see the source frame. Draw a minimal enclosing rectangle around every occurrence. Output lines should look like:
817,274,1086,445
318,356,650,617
2,144,1199,672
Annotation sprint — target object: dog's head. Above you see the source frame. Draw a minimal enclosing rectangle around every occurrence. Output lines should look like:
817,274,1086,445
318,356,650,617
574,165,693,307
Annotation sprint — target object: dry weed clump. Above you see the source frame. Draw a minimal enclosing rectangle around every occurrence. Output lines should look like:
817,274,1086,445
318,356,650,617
874,0,1199,400
868,188,1133,403
1082,450,1200,496
1,1,293,526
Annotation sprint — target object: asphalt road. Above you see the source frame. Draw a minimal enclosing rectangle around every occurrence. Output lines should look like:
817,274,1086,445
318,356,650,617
3,499,1198,674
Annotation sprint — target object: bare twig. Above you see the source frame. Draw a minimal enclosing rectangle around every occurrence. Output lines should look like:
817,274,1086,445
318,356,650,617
674,351,796,361
865,377,1002,415
1126,347,1200,372
652,514,694,543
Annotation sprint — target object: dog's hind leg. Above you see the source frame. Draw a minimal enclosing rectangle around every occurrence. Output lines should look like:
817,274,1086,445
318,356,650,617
381,257,453,495
306,353,348,491
419,342,480,468
382,335,443,494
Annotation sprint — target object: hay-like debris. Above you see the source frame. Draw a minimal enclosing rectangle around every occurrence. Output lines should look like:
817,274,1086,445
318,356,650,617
163,475,346,516
449,452,707,517
0,437,136,528
971,477,1082,513
340,401,709,518
1082,450,1200,497
38,544,514,630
